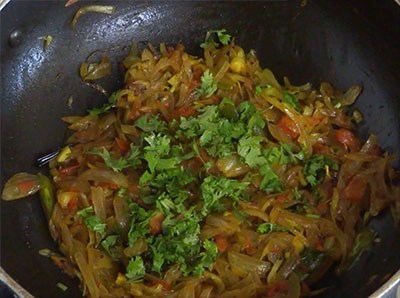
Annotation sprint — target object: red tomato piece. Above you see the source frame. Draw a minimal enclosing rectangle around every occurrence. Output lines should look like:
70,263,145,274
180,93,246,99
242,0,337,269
277,116,300,139
149,212,165,235
335,128,360,152
344,176,367,202
215,234,229,253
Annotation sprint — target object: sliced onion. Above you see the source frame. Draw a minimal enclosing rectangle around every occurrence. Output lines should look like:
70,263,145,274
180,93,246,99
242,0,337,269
124,238,148,257
79,169,128,188
74,251,100,298
227,250,271,278
216,154,249,178
87,247,113,270
71,5,116,29
113,195,130,233
91,186,106,222
80,56,112,81
341,85,362,106
2,173,41,201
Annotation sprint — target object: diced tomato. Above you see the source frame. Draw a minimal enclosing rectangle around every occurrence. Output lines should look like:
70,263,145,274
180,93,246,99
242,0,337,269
210,94,221,105
17,180,37,196
59,162,80,175
275,195,287,204
52,257,64,270
188,78,200,92
344,176,367,202
335,128,360,152
215,234,229,253
369,145,382,156
176,44,184,53
244,235,256,255
176,104,197,118
307,116,321,126
312,142,329,155
75,129,91,141
87,154,102,163
167,46,175,56
301,282,311,295
149,212,165,235
67,196,78,212
316,202,328,214
266,281,289,298
314,237,324,251
149,280,170,291
105,183,120,190
128,183,140,195
193,68,203,81
276,115,299,139
198,146,210,163
129,103,142,120
97,182,119,190
334,111,351,128
115,137,130,154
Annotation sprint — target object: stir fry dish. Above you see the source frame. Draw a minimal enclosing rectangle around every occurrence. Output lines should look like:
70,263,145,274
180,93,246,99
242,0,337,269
3,30,400,298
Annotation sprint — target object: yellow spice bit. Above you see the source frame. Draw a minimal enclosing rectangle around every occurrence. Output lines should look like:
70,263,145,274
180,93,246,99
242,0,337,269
168,74,180,93
86,162,97,169
56,146,71,163
115,273,127,286
130,283,143,296
57,191,77,209
229,57,246,74
292,235,305,254
267,259,283,283
325,165,331,178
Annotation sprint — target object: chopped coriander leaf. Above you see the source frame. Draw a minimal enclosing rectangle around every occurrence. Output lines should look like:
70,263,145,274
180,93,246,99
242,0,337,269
257,222,289,233
247,112,266,134
219,97,239,121
263,146,282,164
263,143,304,166
134,114,167,134
200,29,232,48
293,187,300,199
280,143,305,163
77,206,107,238
237,135,265,168
149,209,203,275
215,29,231,45
237,101,257,121
191,240,219,276
127,203,153,246
259,164,282,194
195,69,218,98
88,91,118,116
200,175,249,216
282,91,302,112
101,235,119,259
255,83,271,95
56,282,68,291
126,256,146,282
306,213,321,219
88,143,141,172
117,187,126,198
303,154,338,188
338,228,376,273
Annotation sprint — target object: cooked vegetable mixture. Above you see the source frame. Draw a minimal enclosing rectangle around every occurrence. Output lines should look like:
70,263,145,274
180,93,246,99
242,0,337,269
3,30,400,297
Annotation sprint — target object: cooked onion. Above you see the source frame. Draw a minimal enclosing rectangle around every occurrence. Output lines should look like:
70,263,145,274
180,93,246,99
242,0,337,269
2,173,41,201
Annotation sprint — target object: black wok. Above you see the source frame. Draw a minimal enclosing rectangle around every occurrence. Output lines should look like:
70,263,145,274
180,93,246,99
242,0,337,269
1,1,400,297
